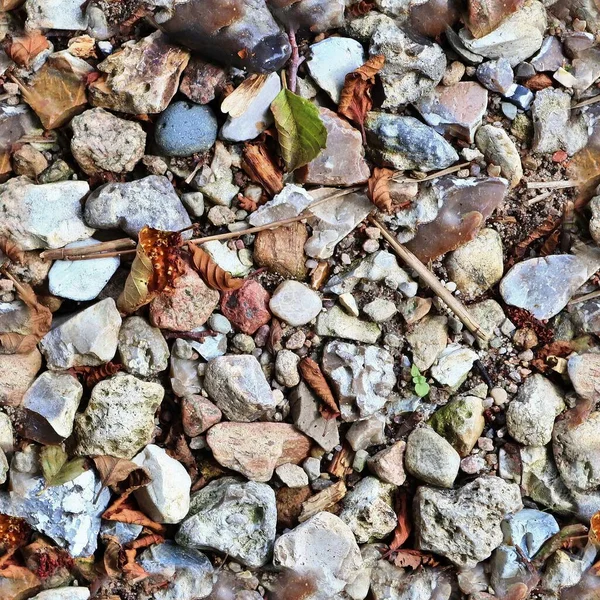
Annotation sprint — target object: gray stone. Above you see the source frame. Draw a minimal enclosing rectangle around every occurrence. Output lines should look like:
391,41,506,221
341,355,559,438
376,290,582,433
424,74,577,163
269,281,322,326
316,305,381,344
506,375,565,446
590,194,600,245
501,509,559,557
475,125,523,188
100,520,143,545
48,239,120,302
26,0,88,30
118,316,169,377
365,112,459,172
201,240,251,277
0,177,93,251
40,298,121,370
204,355,275,422
531,36,566,73
176,477,276,568
0,350,41,408
541,550,589,594
275,463,309,488
476,58,514,94
273,512,363,599
370,561,452,600
181,191,204,217
307,37,366,103
567,353,600,400
0,413,13,453
249,184,313,227
84,175,191,238
74,373,164,459
431,344,478,390
346,414,386,451
190,331,227,361
406,315,448,372
21,371,83,443
467,299,506,338
363,299,397,323
368,441,406,486
445,26,484,65
0,449,7,485
208,313,231,334
138,542,214,600
132,445,191,524
415,476,523,567
275,350,300,388
405,426,460,488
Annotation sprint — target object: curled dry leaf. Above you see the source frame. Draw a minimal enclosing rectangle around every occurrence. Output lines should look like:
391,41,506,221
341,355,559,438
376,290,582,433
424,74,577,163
221,73,269,118
388,488,412,553
92,456,151,495
0,238,25,265
69,362,122,389
102,495,166,535
242,142,284,196
347,0,375,16
368,167,395,213
298,357,340,419
6,31,49,68
393,549,439,569
188,243,245,292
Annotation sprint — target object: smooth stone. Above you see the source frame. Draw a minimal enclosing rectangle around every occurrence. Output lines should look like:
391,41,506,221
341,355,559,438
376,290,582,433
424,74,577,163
275,350,300,388
504,83,534,110
248,183,313,227
40,298,121,370
276,463,309,488
25,0,88,30
476,58,514,94
176,477,276,568
406,315,448,371
475,124,522,188
307,37,366,103
48,239,120,302
363,298,397,323
0,349,41,406
74,373,164,459
431,344,478,390
270,280,322,326
316,305,381,345
501,508,559,557
367,441,406,486
118,316,169,377
567,353,600,400
30,589,90,600
346,413,386,451
132,445,191,524
590,195,600,245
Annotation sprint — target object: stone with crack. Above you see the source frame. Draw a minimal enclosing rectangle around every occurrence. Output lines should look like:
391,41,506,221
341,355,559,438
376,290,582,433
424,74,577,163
118,316,170,377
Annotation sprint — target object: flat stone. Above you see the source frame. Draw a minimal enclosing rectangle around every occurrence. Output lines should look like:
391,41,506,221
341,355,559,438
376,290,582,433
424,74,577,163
206,423,311,482
25,0,88,30
74,373,164,459
90,31,190,114
416,82,488,143
276,463,309,488
273,512,363,599
40,298,121,370
367,441,406,486
316,305,381,345
363,298,397,323
84,175,192,238
70,108,146,175
132,445,191,524
506,374,565,446
204,355,275,422
322,340,396,421
176,477,276,568
0,349,41,406
21,371,83,444
431,344,478,390
476,58,514,94
567,353,600,400
118,316,169,377
181,395,222,437
253,222,308,280
249,184,313,227
307,37,366,103
300,108,370,186
0,177,93,250
475,124,522,188
405,426,461,488
365,112,459,172
48,239,120,302
220,280,271,335
406,315,448,371
531,36,566,72
270,280,322,326
415,476,523,567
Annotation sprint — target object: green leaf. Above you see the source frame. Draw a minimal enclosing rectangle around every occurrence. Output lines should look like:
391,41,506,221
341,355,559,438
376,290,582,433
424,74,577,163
410,364,421,378
414,380,430,398
40,445,87,489
270,88,327,172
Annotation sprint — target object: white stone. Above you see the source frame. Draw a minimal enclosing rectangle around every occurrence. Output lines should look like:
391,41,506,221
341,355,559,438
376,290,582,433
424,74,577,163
249,184,313,227
30,588,90,600
118,316,170,377
339,293,359,317
276,463,309,488
270,280,322,326
307,37,366,104
49,239,120,301
275,349,301,388
132,445,191,524
201,240,251,277
363,298,397,322
303,457,321,481
431,344,478,389
0,412,13,453
26,0,88,31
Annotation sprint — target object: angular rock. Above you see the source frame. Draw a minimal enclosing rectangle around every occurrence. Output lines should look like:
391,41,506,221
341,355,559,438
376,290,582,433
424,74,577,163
220,279,271,335
501,509,560,557
317,305,381,345
179,57,227,105
322,340,396,421
204,355,275,422
406,315,448,371
463,0,522,39
118,316,169,377
132,445,191,524
0,105,38,177
368,441,406,486
84,175,192,238
567,353,600,400
275,349,300,388
0,177,93,250
206,423,311,482
70,108,146,175
202,240,251,276
276,463,309,488
249,184,313,227
0,349,41,406
90,31,190,114
74,373,164,459
25,0,88,30
40,298,121,370
370,561,452,600
531,36,566,73
363,298,397,322
346,414,386,451
431,344,478,390
506,374,565,446
176,477,276,568
269,280,322,326
181,395,222,437
253,222,308,280
476,58,514,94
365,112,459,172
415,476,523,567
475,124,522,188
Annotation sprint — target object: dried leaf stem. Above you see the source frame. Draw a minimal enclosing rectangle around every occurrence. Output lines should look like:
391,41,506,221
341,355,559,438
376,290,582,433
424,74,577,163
368,215,492,345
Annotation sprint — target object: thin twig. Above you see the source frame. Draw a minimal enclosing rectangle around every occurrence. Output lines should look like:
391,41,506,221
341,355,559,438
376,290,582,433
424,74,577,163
525,191,553,206
568,288,600,305
392,162,470,184
287,28,304,94
571,96,600,109
368,215,492,345
526,180,577,190
40,238,136,260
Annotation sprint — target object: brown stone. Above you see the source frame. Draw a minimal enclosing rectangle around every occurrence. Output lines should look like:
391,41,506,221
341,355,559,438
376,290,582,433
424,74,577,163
0,349,42,406
181,395,222,437
276,485,313,529
12,144,48,178
254,222,308,280
409,0,461,38
150,264,219,331
368,441,407,486
524,73,553,91
464,0,524,39
221,279,271,335
179,57,228,105
206,422,312,482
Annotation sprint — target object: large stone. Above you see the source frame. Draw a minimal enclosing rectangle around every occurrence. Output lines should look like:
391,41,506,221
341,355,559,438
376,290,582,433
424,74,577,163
0,349,41,406
316,305,381,344
176,477,276,568
220,279,271,335
567,353,600,400
206,423,311,482
89,31,190,114
506,375,565,446
270,281,322,326
29,589,90,600
365,112,459,172
322,340,396,421
84,175,192,238
475,124,522,188
414,476,523,567
25,0,88,30
253,222,308,280
40,298,121,370
406,315,448,371
0,177,93,250
118,316,169,377
203,355,276,422
74,373,164,459
273,512,363,599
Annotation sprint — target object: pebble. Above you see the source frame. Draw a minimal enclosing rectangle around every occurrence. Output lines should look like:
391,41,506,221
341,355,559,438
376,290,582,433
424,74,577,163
475,124,523,188
501,101,518,120
0,350,41,407
181,395,222,437
491,387,508,406
203,240,251,277
504,83,534,110
208,313,232,334
443,60,466,86
0,413,13,453
221,280,271,335
276,463,309,488
316,305,381,344
12,145,48,178
181,191,204,217
531,36,566,72
363,298,397,323
339,292,359,317
303,457,321,481
367,440,406,486
207,205,236,226
460,455,487,475
406,315,448,371
248,183,313,227
567,353,600,400
476,58,514,94
118,316,169,377
233,333,255,353
275,349,300,388
346,414,386,451
269,280,322,326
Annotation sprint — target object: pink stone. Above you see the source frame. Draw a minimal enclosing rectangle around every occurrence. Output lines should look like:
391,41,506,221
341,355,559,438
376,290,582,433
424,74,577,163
221,279,271,335
182,395,222,437
0,349,41,406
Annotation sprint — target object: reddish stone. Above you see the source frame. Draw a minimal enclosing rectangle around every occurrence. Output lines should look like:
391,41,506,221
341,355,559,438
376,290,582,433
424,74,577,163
524,73,554,91
552,150,568,163
181,395,222,437
276,486,313,529
220,279,271,335
409,0,460,38
465,0,523,39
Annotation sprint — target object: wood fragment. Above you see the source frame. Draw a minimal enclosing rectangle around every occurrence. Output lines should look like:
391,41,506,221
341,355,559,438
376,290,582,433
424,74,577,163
526,180,577,190
525,191,553,206
327,444,354,478
298,480,346,522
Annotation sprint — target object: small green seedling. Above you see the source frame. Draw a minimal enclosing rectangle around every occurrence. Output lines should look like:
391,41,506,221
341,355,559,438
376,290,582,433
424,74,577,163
410,364,430,398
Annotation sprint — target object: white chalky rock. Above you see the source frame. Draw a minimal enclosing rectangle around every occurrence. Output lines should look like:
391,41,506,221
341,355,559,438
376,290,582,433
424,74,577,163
49,239,120,301
201,240,251,277
249,184,314,227
132,445,191,524
25,0,88,31
270,280,323,326
0,412,14,453
431,344,478,389
118,316,170,377
276,463,309,488
30,588,90,600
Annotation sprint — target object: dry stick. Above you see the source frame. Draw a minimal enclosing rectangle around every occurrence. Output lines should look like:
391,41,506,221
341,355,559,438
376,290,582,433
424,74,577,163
525,190,553,206
571,96,600,110
368,215,492,345
392,161,470,184
526,180,578,190
568,288,600,305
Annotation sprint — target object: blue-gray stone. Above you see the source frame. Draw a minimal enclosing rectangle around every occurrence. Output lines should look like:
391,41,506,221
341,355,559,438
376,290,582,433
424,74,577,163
155,101,217,157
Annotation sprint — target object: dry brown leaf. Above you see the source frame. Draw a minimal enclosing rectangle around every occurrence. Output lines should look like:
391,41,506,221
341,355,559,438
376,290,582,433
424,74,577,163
0,563,41,599
189,243,245,292
93,456,151,494
510,214,561,265
0,0,25,9
6,31,49,68
237,194,258,212
267,318,284,354
347,0,375,16
388,488,412,553
368,167,396,213
0,515,30,561
338,55,385,141
103,537,122,579
102,496,166,535
299,357,340,420
221,73,269,118
124,534,165,551
242,142,284,196
590,511,600,545
0,238,25,265
393,549,438,569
